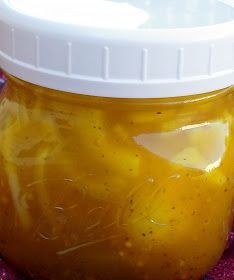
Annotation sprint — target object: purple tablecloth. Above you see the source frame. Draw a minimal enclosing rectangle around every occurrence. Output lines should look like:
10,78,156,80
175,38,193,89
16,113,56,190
0,72,234,280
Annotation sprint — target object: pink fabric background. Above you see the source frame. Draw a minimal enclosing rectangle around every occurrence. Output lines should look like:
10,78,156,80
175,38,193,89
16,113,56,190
0,72,234,280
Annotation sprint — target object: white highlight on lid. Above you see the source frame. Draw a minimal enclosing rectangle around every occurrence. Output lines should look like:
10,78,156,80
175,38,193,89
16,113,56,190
5,0,234,29
6,0,149,29
218,0,234,8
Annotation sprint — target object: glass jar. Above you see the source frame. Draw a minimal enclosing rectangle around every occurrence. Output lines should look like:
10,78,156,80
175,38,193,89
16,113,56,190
0,0,234,279
0,75,233,280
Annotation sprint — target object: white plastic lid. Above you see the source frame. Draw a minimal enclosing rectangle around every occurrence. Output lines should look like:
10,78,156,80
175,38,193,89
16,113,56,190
0,0,234,98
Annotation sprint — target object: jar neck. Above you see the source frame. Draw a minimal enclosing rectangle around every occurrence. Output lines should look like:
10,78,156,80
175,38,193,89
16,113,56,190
3,72,233,110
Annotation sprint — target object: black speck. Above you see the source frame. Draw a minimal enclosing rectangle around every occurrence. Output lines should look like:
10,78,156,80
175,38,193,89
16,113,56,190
157,112,162,115
142,233,146,237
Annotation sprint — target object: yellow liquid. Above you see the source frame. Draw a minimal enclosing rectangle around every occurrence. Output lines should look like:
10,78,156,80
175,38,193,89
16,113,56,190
0,75,233,280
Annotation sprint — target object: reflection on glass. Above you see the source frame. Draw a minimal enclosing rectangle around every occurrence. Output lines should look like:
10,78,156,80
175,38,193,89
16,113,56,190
134,122,229,171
